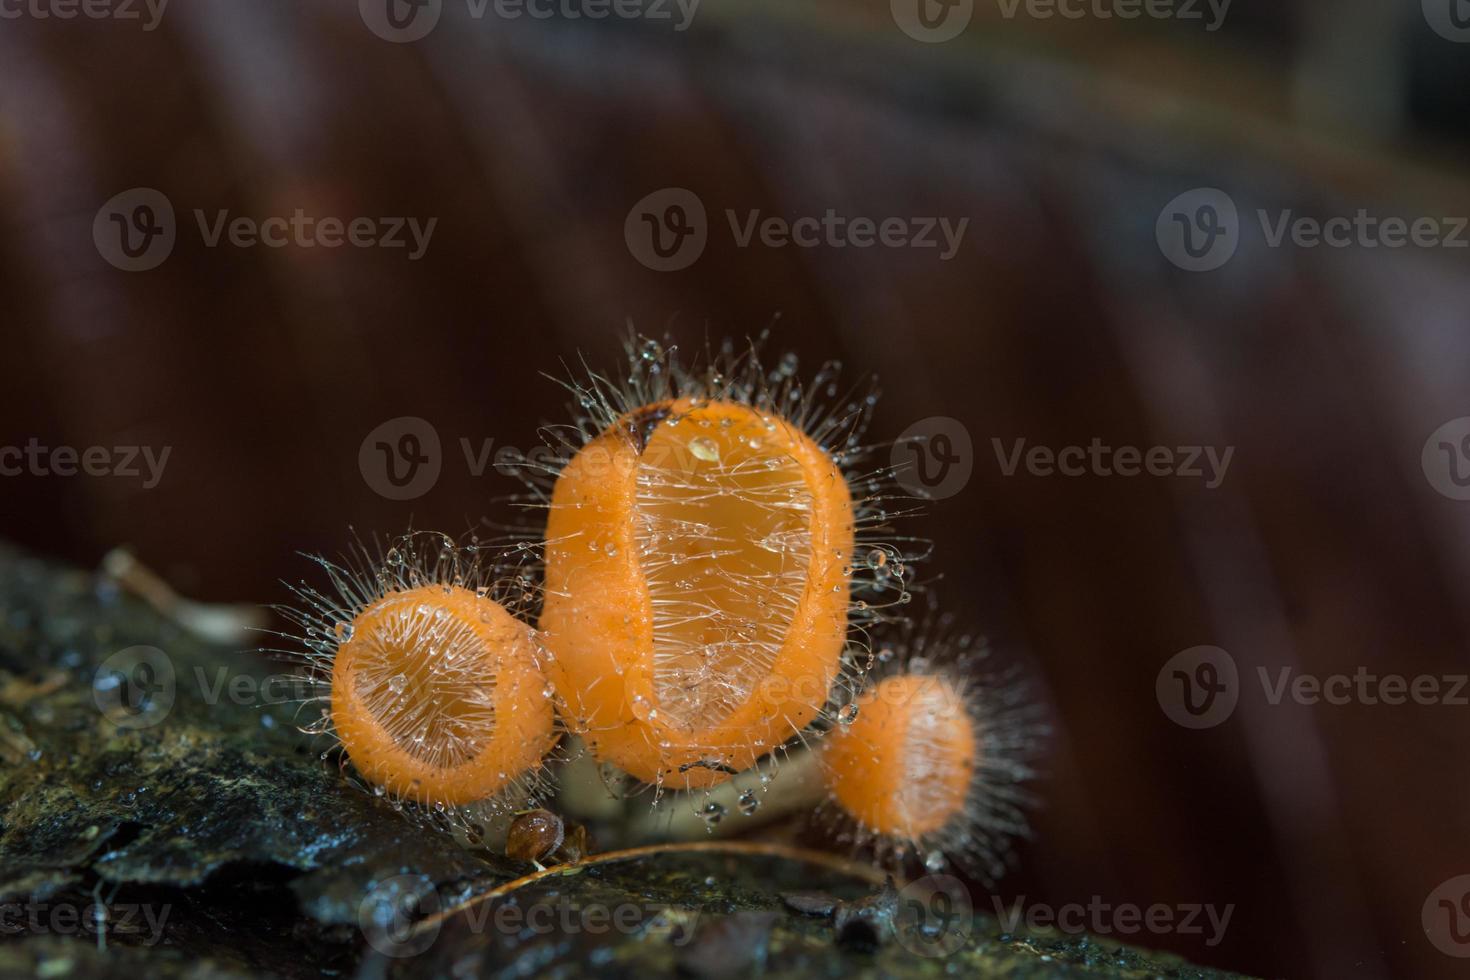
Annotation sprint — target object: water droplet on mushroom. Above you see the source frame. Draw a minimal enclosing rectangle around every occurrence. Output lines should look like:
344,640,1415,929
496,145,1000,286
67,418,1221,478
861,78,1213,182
700,801,726,828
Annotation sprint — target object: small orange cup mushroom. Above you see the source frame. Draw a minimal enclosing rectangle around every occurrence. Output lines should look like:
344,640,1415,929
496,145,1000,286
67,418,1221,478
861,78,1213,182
331,584,554,807
822,673,975,838
815,628,1047,879
278,533,557,817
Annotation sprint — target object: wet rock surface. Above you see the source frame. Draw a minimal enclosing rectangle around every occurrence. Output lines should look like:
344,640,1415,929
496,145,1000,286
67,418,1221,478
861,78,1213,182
0,545,1250,978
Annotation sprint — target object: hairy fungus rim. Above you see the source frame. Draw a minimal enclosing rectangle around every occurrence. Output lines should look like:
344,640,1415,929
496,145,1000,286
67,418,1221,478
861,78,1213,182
331,584,554,806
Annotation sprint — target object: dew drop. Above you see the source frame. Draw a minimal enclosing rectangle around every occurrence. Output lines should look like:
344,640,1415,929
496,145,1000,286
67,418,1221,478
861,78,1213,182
737,790,760,816
837,703,860,725
925,850,946,872
700,801,726,828
689,437,720,462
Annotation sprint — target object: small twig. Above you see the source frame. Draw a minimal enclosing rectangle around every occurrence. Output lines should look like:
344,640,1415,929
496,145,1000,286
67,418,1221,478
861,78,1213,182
411,840,886,937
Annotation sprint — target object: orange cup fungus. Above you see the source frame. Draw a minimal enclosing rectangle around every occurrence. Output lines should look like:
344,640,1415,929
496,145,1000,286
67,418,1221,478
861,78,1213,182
816,628,1046,878
541,396,856,788
280,535,555,815
823,673,975,839
330,584,553,807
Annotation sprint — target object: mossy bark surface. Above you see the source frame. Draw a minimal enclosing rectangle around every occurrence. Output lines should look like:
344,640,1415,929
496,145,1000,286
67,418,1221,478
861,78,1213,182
0,545,1250,979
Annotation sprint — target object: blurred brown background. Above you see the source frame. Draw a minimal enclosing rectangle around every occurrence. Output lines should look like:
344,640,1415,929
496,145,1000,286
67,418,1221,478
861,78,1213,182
2,1,1469,976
